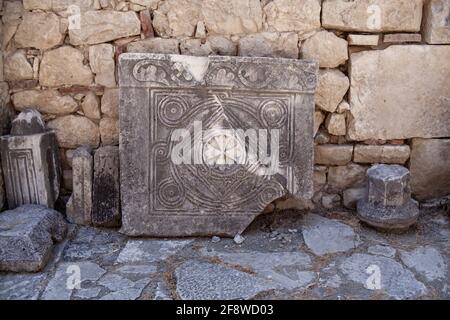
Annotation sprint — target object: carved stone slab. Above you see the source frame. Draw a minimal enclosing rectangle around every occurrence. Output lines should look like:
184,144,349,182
119,53,318,236
0,129,61,209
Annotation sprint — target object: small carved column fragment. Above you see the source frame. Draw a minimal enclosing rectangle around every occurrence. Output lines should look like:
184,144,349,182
0,109,61,209
92,146,120,227
357,164,420,231
66,145,93,225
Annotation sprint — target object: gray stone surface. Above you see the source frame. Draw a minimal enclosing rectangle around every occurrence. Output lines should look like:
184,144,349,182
367,245,396,258
0,205,67,272
201,249,315,290
119,53,318,236
399,246,447,281
339,253,426,299
92,146,120,227
66,146,93,225
0,273,47,300
42,261,106,300
116,239,192,264
175,260,275,300
357,164,420,230
301,214,359,256
1,113,61,209
10,109,46,136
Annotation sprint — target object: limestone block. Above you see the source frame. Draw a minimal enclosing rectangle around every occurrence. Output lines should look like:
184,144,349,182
322,0,423,32
301,31,348,68
238,32,299,59
348,45,450,140
69,11,141,45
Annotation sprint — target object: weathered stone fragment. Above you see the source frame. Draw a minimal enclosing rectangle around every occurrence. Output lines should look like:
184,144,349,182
357,164,420,230
119,53,318,236
322,0,423,32
89,44,116,88
66,146,93,225
301,31,348,68
347,34,379,46
140,9,154,38
316,69,349,113
14,12,66,50
315,145,353,166
410,138,450,200
264,0,321,34
47,115,100,148
92,146,120,227
23,0,99,11
10,109,45,136
40,46,93,87
4,50,33,81
0,205,67,272
1,110,61,209
313,110,324,136
348,45,450,140
423,0,450,44
12,90,78,115
69,11,141,45
354,145,410,164
127,38,180,54
238,32,298,58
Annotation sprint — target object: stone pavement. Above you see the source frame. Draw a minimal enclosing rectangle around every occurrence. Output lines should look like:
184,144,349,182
0,207,448,300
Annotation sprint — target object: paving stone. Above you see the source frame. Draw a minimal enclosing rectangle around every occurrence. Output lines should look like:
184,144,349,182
116,265,157,275
0,273,47,300
339,253,427,299
302,214,359,256
175,260,275,300
73,287,102,300
0,205,67,272
119,53,318,236
42,261,106,300
367,244,396,258
202,249,314,290
116,239,193,264
101,279,150,300
399,246,447,281
63,226,126,263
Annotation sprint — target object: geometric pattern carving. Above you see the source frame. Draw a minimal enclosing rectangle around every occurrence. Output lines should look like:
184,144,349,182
0,132,61,209
119,54,318,236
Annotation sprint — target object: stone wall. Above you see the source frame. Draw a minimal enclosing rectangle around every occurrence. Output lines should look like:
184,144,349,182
0,0,449,208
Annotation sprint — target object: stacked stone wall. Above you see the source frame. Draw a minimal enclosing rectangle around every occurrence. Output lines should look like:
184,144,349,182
0,0,449,208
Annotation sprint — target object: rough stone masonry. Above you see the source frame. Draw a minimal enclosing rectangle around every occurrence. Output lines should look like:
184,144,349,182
0,0,449,216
